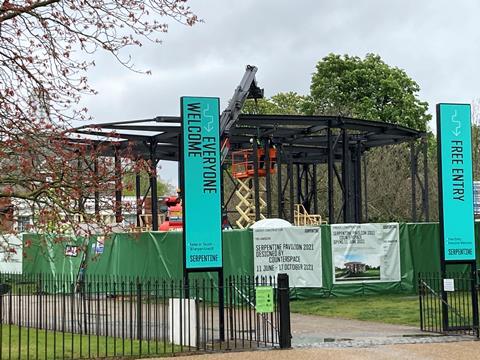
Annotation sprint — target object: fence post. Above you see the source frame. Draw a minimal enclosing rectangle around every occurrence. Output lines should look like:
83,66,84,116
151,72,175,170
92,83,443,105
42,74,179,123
136,279,143,343
277,273,291,349
470,264,479,338
418,274,423,331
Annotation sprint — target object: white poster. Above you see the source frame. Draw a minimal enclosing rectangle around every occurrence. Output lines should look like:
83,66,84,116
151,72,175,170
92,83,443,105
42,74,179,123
253,227,322,287
0,235,22,273
331,223,400,284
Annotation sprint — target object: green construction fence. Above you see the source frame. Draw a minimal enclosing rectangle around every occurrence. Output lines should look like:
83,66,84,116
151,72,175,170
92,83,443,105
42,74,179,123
21,222,480,297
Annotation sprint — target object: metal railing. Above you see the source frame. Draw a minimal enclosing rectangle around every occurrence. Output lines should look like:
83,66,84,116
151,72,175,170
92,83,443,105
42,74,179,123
418,272,479,336
0,273,291,359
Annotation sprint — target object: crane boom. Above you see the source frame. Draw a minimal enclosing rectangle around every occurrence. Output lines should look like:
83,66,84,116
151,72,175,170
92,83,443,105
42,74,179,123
219,65,263,163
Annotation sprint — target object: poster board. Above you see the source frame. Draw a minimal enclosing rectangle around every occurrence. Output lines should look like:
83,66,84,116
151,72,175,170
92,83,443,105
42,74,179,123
331,223,400,284
253,227,322,287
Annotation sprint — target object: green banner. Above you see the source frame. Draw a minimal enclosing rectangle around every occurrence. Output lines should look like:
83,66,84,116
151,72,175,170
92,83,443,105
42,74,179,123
437,103,475,261
23,223,480,298
181,97,222,269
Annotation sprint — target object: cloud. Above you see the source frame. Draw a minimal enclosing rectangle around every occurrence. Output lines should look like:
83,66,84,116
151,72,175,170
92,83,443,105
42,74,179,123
80,0,480,185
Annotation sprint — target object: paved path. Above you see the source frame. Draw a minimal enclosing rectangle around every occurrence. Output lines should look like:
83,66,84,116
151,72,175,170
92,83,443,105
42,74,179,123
290,313,471,348
162,341,480,359
151,312,478,359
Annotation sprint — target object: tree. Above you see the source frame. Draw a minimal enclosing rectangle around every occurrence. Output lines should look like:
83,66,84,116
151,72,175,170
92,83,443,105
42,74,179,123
123,171,175,198
303,53,433,222
305,53,431,131
0,1,197,237
472,99,480,180
236,54,434,223
242,92,307,115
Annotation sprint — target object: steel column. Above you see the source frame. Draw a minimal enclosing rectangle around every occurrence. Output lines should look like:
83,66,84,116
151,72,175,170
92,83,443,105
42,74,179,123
114,149,122,223
149,140,159,231
312,164,318,215
94,155,100,219
423,136,430,221
342,130,349,223
277,146,283,218
354,142,362,222
327,127,334,224
363,153,368,222
296,164,301,206
265,140,272,218
252,139,261,221
288,158,294,223
304,164,310,212
135,171,142,227
410,141,417,222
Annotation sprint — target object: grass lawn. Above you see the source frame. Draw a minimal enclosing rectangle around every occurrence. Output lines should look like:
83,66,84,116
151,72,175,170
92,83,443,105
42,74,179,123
0,325,178,359
290,294,420,327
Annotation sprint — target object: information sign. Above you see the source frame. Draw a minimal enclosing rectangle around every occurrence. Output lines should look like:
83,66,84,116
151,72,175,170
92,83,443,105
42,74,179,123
443,278,455,292
181,97,222,269
255,286,274,313
253,227,322,287
437,104,475,262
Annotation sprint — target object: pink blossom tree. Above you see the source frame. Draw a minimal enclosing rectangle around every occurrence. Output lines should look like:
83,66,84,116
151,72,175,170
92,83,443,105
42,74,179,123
0,0,197,237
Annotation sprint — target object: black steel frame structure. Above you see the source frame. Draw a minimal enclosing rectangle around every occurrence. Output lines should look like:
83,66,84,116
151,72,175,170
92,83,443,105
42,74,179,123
75,113,429,228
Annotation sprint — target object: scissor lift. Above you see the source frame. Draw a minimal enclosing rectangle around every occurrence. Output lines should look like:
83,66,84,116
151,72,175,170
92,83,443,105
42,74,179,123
231,148,276,228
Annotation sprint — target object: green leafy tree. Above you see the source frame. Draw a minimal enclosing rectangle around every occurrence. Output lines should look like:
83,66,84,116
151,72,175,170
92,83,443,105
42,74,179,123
123,172,174,197
236,54,434,223
242,92,307,115
305,53,431,131
303,53,434,221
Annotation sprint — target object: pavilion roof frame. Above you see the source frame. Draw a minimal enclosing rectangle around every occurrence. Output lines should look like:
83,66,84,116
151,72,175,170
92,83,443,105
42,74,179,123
74,113,425,163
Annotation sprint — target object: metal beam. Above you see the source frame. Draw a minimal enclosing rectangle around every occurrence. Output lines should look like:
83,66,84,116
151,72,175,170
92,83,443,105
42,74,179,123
411,141,417,222
265,140,272,218
277,146,283,218
342,130,349,223
114,149,122,223
135,171,142,227
288,157,294,223
423,136,430,221
252,139,261,221
327,127,334,224
150,141,159,231
312,164,318,215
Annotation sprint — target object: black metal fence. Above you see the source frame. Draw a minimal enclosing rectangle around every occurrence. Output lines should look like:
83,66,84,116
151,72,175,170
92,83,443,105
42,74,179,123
0,273,291,359
418,272,479,336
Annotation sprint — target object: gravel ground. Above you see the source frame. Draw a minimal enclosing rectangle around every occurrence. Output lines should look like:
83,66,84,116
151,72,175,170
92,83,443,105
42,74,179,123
145,312,480,359
159,341,480,360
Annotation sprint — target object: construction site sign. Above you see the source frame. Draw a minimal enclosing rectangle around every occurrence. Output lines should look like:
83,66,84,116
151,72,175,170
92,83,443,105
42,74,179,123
331,223,400,284
181,97,222,270
253,227,322,287
437,103,475,262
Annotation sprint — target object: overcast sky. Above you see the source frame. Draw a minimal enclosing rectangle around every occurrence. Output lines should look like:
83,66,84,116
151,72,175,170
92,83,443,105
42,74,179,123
80,0,480,187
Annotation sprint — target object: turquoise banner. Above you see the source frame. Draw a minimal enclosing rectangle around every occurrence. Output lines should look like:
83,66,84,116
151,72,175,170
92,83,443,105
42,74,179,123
181,97,222,269
437,103,475,261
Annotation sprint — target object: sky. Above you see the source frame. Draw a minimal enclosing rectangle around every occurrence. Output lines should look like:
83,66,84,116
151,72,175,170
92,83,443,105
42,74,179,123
80,0,480,187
